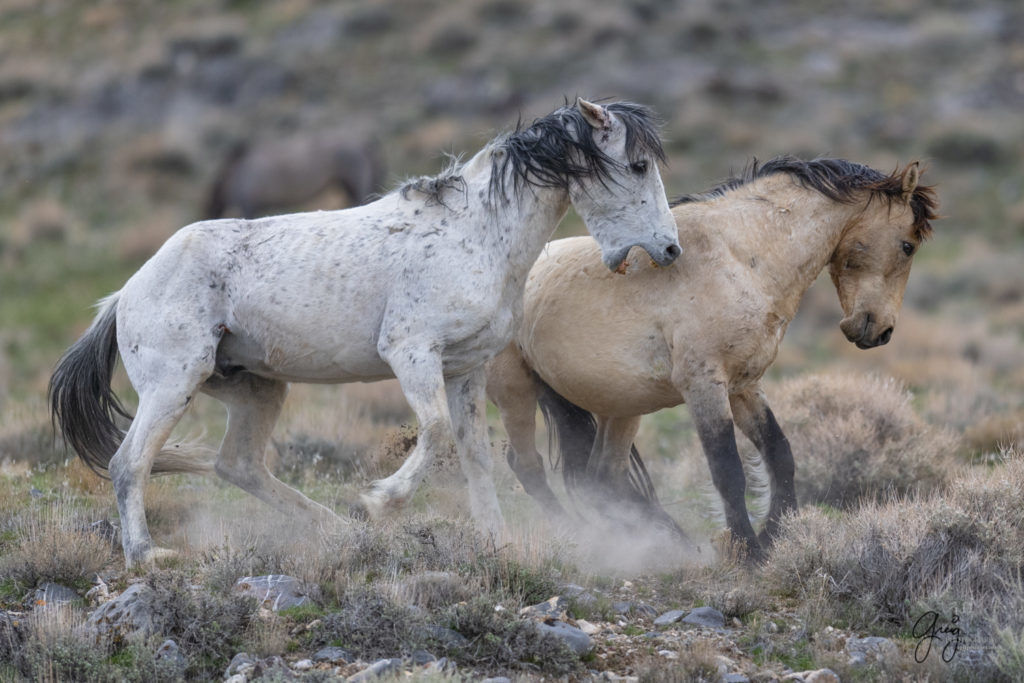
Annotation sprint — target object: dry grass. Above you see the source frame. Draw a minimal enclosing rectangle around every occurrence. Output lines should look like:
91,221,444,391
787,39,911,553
0,492,115,592
769,372,961,508
763,444,1024,680
0,399,68,470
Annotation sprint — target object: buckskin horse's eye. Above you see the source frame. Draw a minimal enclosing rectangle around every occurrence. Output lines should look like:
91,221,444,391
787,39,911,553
902,241,915,256
630,160,648,175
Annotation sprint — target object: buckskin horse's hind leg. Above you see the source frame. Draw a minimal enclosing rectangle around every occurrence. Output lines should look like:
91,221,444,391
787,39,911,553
486,346,567,517
730,386,797,546
586,416,693,546
201,372,344,528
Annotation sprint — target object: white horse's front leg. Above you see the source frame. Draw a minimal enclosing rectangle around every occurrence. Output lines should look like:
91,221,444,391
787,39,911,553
361,346,452,515
447,368,504,539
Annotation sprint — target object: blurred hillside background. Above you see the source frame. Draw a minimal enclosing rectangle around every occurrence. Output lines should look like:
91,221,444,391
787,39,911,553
1,0,1022,456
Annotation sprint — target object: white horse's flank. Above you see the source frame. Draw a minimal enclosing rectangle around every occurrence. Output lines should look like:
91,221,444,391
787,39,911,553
50,99,681,567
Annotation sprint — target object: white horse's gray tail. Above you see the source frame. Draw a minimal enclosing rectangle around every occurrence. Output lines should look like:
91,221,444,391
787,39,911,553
49,294,215,478
536,379,687,540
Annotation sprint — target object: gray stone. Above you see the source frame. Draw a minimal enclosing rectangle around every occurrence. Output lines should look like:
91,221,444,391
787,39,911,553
520,595,569,619
613,601,633,614
419,623,469,648
32,582,80,609
83,583,156,643
85,519,119,546
614,601,658,619
422,657,456,675
560,583,587,597
233,575,315,611
534,619,593,655
225,652,258,678
313,645,354,663
683,606,726,628
0,611,25,653
411,649,436,665
482,678,513,683
253,655,298,680
347,657,403,682
155,639,187,675
803,669,841,683
785,669,841,683
724,674,750,683
846,636,897,668
653,609,686,626
600,674,639,683
633,604,659,619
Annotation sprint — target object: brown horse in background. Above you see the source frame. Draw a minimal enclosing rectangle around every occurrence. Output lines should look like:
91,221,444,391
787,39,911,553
205,130,386,219
486,156,939,560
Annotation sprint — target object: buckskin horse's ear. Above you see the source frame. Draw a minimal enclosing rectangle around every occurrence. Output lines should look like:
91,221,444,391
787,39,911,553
577,98,611,130
901,161,920,202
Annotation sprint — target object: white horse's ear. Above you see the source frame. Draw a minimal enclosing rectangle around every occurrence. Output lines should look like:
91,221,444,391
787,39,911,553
901,161,920,202
577,97,611,130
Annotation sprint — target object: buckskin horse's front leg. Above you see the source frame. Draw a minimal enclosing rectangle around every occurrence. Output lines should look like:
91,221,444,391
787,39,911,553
678,371,763,562
730,385,797,546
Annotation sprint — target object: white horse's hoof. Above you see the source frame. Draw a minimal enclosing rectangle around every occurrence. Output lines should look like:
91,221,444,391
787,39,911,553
125,545,179,569
359,480,408,518
150,546,179,563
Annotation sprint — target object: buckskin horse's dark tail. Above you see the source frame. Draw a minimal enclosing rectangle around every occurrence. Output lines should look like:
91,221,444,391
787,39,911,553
535,379,687,541
48,294,130,478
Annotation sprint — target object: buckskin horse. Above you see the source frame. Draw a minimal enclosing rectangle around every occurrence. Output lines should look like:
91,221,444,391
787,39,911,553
487,156,938,560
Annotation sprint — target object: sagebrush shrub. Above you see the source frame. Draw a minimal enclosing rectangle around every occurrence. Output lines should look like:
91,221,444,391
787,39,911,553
0,493,115,591
770,372,960,508
763,446,1024,681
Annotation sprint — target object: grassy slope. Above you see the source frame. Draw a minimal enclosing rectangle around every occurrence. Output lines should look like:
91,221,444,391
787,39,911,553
1,0,1023,680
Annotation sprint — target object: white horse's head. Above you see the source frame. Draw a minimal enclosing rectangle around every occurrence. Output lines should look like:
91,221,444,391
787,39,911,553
490,98,681,271
569,98,681,270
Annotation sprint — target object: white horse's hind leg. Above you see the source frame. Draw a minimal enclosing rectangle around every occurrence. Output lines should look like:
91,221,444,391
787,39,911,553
202,373,343,528
446,368,504,539
110,387,195,567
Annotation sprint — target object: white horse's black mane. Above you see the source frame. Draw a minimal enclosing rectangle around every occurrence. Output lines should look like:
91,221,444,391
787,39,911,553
400,101,666,207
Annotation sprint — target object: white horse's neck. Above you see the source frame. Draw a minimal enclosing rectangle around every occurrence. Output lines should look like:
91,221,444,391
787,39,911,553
458,145,572,285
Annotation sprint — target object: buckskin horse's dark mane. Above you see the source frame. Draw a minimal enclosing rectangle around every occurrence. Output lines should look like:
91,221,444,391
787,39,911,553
672,155,938,240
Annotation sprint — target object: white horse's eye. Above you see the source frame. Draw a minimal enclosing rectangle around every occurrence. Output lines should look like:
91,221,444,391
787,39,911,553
901,241,915,256
630,160,648,175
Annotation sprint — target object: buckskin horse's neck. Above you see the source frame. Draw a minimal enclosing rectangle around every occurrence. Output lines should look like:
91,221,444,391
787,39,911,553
731,175,867,321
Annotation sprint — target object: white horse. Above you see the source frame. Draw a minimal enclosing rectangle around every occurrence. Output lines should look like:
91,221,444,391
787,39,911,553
49,99,682,567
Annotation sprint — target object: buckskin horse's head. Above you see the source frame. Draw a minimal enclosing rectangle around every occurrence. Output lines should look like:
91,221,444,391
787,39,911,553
830,162,939,349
